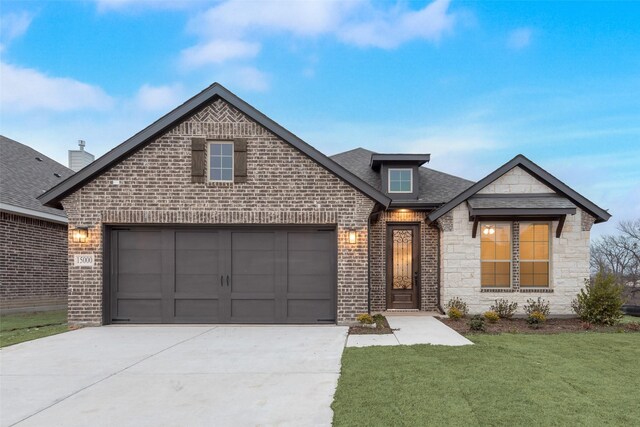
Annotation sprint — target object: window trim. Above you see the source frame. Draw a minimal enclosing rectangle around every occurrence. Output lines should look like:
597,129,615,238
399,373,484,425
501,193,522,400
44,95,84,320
388,168,413,193
519,221,552,288
480,221,513,289
207,141,234,183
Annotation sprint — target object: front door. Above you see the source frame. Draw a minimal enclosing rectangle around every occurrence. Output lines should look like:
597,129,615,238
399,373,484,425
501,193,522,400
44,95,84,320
386,224,420,310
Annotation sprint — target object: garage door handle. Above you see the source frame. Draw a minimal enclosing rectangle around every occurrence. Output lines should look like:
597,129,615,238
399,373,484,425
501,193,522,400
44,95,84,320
226,275,230,287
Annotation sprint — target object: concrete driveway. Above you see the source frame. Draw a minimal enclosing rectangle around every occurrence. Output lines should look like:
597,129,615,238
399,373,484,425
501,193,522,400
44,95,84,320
0,325,348,427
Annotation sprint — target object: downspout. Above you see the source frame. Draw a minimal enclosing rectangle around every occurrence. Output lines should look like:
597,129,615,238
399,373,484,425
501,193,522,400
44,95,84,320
368,204,385,314
436,226,444,314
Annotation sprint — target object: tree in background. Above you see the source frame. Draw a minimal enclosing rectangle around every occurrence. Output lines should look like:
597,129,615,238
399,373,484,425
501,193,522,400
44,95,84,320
590,219,640,306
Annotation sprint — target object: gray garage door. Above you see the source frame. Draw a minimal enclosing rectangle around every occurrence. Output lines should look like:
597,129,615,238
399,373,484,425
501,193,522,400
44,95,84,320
108,227,336,324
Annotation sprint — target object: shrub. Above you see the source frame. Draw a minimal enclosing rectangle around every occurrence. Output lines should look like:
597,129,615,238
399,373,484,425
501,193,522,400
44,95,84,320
445,297,469,317
490,299,518,319
581,321,593,330
447,307,463,320
527,310,546,328
356,313,374,325
523,297,550,317
571,273,625,325
469,315,485,332
483,310,500,323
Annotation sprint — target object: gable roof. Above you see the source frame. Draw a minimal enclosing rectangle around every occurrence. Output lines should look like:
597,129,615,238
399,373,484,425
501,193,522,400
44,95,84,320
427,154,611,223
330,147,474,206
38,83,391,209
0,135,74,222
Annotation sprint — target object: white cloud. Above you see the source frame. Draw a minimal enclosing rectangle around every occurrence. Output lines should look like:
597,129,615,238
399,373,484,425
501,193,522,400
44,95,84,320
0,11,33,43
180,39,261,68
338,0,456,48
95,0,198,12
0,62,114,112
134,83,185,111
223,66,270,92
507,27,533,50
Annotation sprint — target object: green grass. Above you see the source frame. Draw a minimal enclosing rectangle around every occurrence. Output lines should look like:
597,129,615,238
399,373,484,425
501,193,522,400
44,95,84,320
333,333,640,426
0,310,68,348
621,315,639,324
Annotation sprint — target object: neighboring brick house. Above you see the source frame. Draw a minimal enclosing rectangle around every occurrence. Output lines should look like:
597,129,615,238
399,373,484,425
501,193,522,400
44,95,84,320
38,83,611,326
0,136,74,311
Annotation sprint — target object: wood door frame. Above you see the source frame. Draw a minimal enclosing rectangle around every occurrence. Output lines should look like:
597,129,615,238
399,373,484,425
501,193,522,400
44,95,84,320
385,223,421,310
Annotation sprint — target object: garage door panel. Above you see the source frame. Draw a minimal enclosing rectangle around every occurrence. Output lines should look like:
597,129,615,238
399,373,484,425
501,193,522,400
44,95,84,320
288,232,333,251
232,250,276,275
288,250,333,276
118,231,163,250
232,274,276,293
117,273,162,294
175,250,220,275
287,274,332,293
231,299,275,320
118,249,163,274
117,299,162,319
232,232,275,251
176,231,219,250
174,299,219,318
287,299,332,320
175,274,220,295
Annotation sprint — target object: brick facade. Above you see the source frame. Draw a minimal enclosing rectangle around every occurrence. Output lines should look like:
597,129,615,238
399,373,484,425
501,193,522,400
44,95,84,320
61,99,375,326
369,210,439,313
0,212,68,310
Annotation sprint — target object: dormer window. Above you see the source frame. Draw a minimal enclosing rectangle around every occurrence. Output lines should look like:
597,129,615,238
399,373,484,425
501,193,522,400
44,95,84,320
388,168,413,193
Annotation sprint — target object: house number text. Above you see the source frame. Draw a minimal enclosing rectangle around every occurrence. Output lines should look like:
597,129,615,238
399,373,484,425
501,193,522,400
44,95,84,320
74,254,95,267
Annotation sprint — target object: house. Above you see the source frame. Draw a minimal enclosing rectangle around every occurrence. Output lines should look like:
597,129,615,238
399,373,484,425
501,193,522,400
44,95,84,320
0,136,74,311
38,83,610,325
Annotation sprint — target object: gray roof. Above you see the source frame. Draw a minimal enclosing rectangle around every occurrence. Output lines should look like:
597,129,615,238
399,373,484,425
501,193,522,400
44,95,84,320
0,135,74,220
330,148,474,205
39,83,391,209
467,195,577,210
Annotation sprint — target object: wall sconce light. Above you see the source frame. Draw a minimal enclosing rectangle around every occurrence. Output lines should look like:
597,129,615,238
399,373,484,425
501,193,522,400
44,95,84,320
482,225,495,236
348,230,357,244
73,227,89,243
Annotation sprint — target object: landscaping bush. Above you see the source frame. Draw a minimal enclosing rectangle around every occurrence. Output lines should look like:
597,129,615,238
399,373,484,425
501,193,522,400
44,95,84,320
527,310,546,328
469,315,485,332
447,307,463,320
490,299,518,319
571,273,625,325
356,313,374,325
483,310,500,323
445,297,469,317
523,297,550,317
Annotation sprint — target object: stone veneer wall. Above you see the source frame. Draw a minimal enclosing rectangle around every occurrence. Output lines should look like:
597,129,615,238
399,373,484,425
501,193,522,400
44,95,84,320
61,99,375,326
369,210,439,313
0,212,68,310
440,166,594,315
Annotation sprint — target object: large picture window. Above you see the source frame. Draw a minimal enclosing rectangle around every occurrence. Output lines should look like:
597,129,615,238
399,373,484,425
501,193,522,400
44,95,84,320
520,223,550,287
480,223,511,287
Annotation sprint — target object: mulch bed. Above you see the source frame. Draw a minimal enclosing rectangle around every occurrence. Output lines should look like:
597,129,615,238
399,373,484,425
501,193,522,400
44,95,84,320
439,316,640,334
349,316,394,335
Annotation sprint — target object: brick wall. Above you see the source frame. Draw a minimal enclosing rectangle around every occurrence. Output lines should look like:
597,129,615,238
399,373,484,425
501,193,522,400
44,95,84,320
370,210,439,313
61,99,375,326
0,212,68,309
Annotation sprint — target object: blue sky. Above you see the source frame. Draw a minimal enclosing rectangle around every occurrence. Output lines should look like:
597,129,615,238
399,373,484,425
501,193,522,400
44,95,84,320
1,0,639,235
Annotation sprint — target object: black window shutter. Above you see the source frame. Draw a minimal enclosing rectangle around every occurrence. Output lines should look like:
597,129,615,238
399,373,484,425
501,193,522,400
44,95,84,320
191,138,206,183
234,138,248,183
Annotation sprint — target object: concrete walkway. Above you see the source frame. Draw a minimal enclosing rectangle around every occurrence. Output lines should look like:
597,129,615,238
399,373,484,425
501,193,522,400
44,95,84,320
1,325,348,427
346,315,472,347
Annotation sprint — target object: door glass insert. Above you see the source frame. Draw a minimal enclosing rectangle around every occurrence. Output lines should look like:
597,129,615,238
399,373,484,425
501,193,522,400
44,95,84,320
392,229,413,289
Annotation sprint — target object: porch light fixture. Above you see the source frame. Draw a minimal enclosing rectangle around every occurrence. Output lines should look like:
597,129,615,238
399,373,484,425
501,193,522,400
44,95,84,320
348,230,357,244
72,227,89,243
482,225,495,236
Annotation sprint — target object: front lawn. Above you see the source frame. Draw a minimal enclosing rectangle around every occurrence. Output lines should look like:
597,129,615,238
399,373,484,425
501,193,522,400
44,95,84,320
0,310,68,348
333,333,640,426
